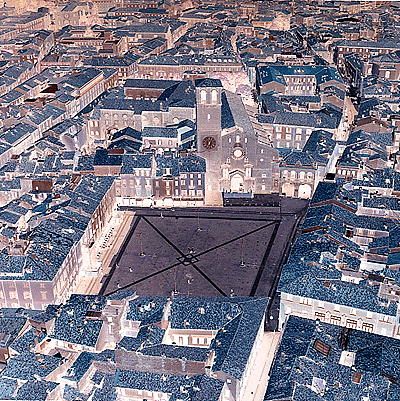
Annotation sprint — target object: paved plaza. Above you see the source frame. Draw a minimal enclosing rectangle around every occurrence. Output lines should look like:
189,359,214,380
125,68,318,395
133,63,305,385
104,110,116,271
100,202,306,308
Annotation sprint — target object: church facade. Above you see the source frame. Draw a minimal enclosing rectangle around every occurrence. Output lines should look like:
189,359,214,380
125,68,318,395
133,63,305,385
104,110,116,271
195,78,279,205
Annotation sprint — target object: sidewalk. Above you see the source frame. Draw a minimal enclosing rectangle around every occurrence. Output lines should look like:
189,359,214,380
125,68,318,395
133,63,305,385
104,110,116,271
74,211,135,295
241,331,281,401
254,332,281,401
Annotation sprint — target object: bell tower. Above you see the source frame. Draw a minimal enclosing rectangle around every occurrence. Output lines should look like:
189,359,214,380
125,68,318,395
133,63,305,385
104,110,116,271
195,79,223,206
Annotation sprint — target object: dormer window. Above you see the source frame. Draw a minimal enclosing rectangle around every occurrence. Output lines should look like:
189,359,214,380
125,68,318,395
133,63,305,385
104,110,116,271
313,339,330,356
345,226,353,238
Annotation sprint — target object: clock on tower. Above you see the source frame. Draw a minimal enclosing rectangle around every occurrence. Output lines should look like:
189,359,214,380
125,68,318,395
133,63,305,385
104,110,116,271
202,136,217,150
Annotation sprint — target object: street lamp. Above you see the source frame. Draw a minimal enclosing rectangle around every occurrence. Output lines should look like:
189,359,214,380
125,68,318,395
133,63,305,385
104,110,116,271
240,238,245,267
139,233,145,257
197,211,202,232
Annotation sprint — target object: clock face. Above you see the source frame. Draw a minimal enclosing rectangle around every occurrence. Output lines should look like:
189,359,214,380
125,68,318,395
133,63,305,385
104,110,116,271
202,136,217,150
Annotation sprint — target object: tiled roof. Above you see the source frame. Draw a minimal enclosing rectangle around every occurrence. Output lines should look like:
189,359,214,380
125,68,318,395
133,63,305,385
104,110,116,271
265,316,400,401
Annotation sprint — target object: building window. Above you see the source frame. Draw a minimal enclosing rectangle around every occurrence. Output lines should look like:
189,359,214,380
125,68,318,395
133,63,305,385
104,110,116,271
362,322,374,333
330,315,341,325
346,319,357,329
299,297,312,306
211,89,218,104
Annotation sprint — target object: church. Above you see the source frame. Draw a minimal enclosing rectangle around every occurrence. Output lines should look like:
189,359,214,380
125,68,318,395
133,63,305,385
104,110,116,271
195,78,279,205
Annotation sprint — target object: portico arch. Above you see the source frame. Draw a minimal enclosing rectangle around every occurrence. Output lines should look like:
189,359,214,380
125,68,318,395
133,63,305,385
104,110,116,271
282,182,295,197
298,184,312,199
230,173,244,192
